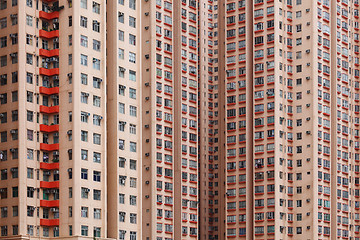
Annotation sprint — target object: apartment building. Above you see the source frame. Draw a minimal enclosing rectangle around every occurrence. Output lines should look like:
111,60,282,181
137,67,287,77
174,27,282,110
0,0,109,238
1,0,360,240
198,0,360,239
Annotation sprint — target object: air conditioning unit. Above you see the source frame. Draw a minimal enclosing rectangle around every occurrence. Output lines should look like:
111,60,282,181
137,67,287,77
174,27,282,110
306,63,311,66
145,26,149,30
306,36,310,39
67,73,72,77
307,185,311,189
10,130,16,134
145,97,150,100
53,19,59,23
307,90,311,94
145,181,150,184
306,117,311,121
51,95,57,99
306,131,311,135
306,22,310,25
307,226,311,230
145,195,150,198
306,212,311,216
146,139,150,142
9,53,16,58
54,37,59,42
54,75,59,80
145,82,150,86
306,8,310,12
10,14,16,18
50,208,57,212
306,104,311,107
145,153,150,157
145,167,149,171
306,199,310,202
306,49,310,54
44,171,51,176
67,168,72,172
67,130,72,135
145,54,149,59
54,170,59,174
145,124,149,128
145,12,149,16
306,76,310,80
85,188,90,192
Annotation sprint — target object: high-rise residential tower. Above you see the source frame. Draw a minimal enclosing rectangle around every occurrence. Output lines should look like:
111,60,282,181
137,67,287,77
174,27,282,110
2,0,360,240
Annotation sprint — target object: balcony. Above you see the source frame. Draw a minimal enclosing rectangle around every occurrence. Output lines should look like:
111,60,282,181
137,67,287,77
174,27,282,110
40,86,59,95
40,181,59,189
40,143,59,151
39,49,59,57
40,200,59,208
40,105,59,114
40,219,59,226
40,162,59,170
39,68,59,76
40,124,59,133
39,29,59,39
39,11,59,20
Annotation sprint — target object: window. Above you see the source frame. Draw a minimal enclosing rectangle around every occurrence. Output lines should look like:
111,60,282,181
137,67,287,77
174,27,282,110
130,142,137,152
80,54,88,66
93,40,100,51
93,20,100,32
130,106,137,116
80,16,88,28
80,35,88,47
119,193,125,204
93,2,100,13
118,48,124,59
119,30,124,41
81,226,88,236
81,73,88,85
81,169,88,180
80,0,87,9
129,0,136,9
93,133,101,145
93,189,101,200
118,12,124,23
93,171,101,182
129,52,136,63
80,130,88,141
93,58,100,70
129,34,136,45
129,16,136,28
26,15,32,26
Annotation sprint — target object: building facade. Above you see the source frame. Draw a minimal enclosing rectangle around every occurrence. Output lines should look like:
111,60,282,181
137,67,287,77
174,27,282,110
1,0,360,240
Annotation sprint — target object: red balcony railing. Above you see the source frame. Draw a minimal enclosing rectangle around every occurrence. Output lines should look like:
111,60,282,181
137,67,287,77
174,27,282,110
40,200,59,208
39,29,59,39
40,181,59,189
39,68,59,76
40,105,59,114
39,86,59,95
40,162,59,170
39,11,59,20
40,124,59,133
40,143,59,152
39,49,59,57
40,219,59,226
